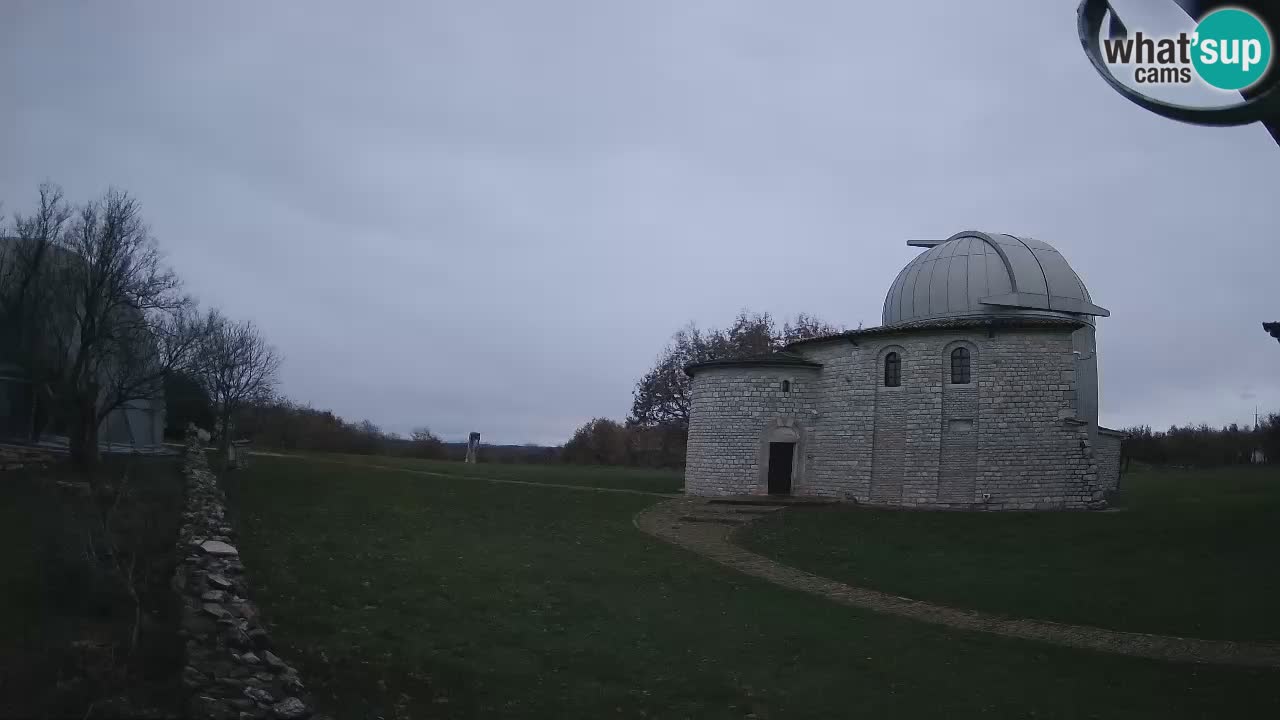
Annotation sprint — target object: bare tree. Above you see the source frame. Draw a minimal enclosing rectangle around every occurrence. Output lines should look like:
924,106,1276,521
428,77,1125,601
408,425,446,459
626,310,843,466
54,190,191,467
194,310,281,458
1,183,72,439
781,312,843,345
629,311,843,432
3,185,194,467
562,417,629,466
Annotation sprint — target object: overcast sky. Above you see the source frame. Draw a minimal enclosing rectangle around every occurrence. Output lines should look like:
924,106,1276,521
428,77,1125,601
3,1,1277,444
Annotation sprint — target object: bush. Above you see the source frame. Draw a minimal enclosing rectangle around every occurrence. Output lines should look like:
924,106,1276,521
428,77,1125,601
560,419,686,468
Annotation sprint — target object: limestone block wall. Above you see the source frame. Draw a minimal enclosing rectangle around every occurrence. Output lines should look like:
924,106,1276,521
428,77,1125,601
869,374,909,503
1096,427,1126,491
684,366,819,495
686,326,1108,510
968,331,1100,510
781,342,875,500
939,370,979,504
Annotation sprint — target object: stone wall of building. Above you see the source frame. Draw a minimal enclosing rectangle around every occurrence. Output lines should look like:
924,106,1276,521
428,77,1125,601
173,429,320,720
938,363,979,504
99,397,166,447
1095,427,1126,492
684,366,820,495
685,326,1108,510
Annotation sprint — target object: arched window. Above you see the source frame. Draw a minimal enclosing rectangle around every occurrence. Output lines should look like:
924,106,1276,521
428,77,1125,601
884,352,901,387
950,347,971,384
781,380,791,393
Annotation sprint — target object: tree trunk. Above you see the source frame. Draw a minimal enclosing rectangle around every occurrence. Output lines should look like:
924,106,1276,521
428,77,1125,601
218,408,233,470
218,408,231,453
69,396,101,471
29,384,49,443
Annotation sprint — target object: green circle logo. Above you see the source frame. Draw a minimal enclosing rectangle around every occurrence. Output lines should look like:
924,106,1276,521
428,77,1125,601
1192,8,1272,90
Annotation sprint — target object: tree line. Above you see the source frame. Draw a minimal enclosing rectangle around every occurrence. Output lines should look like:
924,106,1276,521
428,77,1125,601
165,383,559,464
227,398,558,464
1120,418,1279,468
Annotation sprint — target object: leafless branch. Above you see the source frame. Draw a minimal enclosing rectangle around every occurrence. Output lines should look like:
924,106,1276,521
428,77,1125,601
192,309,282,454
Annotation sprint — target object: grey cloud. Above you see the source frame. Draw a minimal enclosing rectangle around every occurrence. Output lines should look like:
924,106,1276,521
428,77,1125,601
3,1,1277,443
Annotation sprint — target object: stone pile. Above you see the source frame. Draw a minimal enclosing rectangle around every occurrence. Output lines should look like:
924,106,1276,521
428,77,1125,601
0,444,54,472
173,428,321,720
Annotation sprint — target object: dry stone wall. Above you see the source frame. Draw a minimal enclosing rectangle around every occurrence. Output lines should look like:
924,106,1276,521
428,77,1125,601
0,445,54,471
173,429,321,720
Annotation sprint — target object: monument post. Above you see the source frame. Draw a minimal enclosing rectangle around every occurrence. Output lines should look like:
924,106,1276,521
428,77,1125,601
465,432,480,463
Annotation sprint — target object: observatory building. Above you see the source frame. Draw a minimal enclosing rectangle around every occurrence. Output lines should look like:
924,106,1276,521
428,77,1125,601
684,230,1124,510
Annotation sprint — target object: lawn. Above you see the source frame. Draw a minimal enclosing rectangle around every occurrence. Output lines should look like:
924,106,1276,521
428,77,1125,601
224,455,1280,719
741,465,1280,643
0,455,184,718
273,451,684,494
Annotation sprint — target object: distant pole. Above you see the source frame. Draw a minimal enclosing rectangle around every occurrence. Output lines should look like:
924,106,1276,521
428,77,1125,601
465,432,480,463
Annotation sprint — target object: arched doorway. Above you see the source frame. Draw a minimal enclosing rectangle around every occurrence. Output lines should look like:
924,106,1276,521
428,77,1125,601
767,442,795,494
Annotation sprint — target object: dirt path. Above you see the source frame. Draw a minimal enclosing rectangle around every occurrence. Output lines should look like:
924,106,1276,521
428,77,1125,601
635,497,1280,668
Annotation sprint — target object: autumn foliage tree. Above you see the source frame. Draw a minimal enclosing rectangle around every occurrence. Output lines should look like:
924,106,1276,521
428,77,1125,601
561,418,629,466
557,311,844,467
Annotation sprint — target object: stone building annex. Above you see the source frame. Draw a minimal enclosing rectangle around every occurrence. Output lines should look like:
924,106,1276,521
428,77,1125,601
684,230,1125,510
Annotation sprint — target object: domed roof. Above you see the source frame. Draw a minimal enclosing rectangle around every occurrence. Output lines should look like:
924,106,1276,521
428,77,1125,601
882,231,1109,327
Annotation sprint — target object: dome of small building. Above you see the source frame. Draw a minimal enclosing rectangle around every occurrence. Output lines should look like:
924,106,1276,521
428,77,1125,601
882,231,1109,327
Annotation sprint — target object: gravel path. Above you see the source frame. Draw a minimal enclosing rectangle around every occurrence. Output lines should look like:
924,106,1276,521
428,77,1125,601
635,496,1280,668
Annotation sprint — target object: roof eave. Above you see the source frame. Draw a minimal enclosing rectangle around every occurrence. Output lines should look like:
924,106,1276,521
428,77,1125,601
683,358,823,377
784,316,1087,350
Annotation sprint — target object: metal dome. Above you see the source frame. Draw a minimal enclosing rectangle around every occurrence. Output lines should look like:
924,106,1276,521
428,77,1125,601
882,231,1109,327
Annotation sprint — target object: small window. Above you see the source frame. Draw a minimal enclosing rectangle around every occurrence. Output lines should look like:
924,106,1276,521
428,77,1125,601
884,352,901,387
781,380,791,393
951,347,971,384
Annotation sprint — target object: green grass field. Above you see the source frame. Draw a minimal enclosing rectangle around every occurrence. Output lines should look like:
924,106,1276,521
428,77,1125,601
223,455,1280,719
272,451,684,494
741,465,1280,643
0,456,184,717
